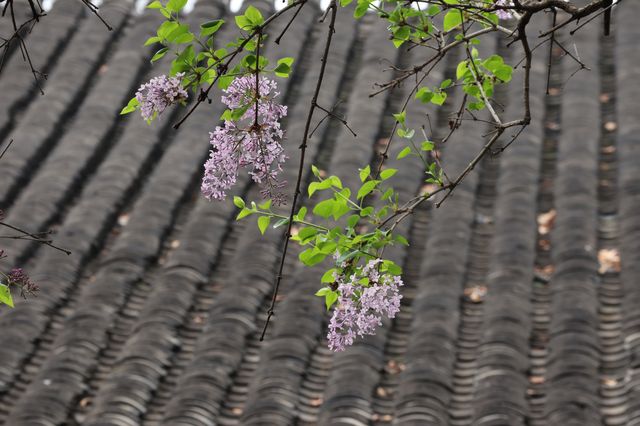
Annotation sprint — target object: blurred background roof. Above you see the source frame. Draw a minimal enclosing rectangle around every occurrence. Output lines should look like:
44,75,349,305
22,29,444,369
0,0,637,425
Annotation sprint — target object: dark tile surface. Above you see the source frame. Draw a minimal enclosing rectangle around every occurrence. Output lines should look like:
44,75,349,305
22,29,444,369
0,1,637,425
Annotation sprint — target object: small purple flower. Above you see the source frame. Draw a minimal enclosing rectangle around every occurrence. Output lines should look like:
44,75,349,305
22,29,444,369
327,259,403,352
136,73,188,121
202,75,288,202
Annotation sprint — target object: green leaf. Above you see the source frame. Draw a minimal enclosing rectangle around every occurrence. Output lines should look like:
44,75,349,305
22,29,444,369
325,291,338,310
397,146,412,159
297,227,318,243
147,0,163,9
166,23,190,43
359,165,370,183
274,62,291,77
395,235,410,246
144,36,160,46
0,284,13,308
456,60,469,80
299,248,327,266
258,199,272,210
167,0,187,12
151,47,169,62
393,110,406,124
494,64,513,82
236,208,253,220
397,128,415,139
311,165,320,177
421,141,434,151
321,268,338,283
200,19,224,36
315,287,331,296
233,196,245,208
235,15,252,30
382,260,403,275
313,199,335,219
483,54,504,72
431,91,447,105
380,168,397,180
296,206,307,221
308,179,332,197
340,0,353,5
274,57,294,77
360,206,374,217
120,97,139,115
329,175,342,189
440,78,452,89
443,10,463,31
354,0,370,18
415,86,433,103
392,25,410,48
245,5,264,25
331,200,350,220
357,180,379,200
258,216,270,234
157,20,179,40
381,188,394,200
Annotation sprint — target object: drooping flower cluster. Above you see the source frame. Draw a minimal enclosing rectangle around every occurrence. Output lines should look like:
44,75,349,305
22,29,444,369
135,73,188,121
202,75,287,202
7,267,38,298
327,259,403,352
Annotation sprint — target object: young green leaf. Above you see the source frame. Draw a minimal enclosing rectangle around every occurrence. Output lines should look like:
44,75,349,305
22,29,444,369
315,287,331,296
321,268,338,283
274,57,294,77
325,291,338,310
244,5,264,25
359,166,370,183
151,47,169,62
393,110,406,125
0,284,14,307
357,180,378,199
236,208,253,220
397,146,412,159
258,216,270,234
167,0,187,13
443,9,463,31
380,168,397,180
200,19,224,36
233,196,245,208
120,97,139,115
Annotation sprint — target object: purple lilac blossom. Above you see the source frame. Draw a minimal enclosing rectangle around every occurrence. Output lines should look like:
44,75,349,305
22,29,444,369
494,0,513,20
202,75,288,201
136,73,188,121
7,267,38,298
327,259,403,352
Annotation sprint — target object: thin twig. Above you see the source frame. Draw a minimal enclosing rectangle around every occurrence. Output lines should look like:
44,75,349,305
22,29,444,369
260,0,338,341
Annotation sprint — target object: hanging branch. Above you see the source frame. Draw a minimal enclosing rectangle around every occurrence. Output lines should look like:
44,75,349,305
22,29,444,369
260,0,339,340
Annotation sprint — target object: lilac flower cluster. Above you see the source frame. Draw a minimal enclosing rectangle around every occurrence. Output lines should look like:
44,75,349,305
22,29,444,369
327,259,403,352
135,73,188,121
7,267,38,298
494,0,514,20
202,75,287,202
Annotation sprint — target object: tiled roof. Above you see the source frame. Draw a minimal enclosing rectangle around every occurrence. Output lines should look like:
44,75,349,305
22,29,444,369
0,0,637,425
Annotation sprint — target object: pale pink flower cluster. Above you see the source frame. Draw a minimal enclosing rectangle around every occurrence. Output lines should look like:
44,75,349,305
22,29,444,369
136,73,188,121
327,259,403,352
202,75,287,201
494,0,513,20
